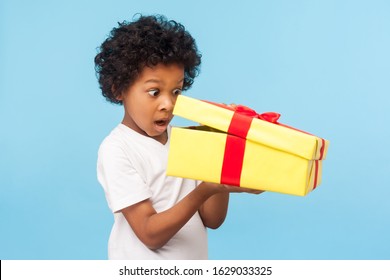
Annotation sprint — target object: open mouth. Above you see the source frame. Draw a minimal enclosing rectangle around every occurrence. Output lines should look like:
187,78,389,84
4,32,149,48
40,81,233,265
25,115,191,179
155,119,168,126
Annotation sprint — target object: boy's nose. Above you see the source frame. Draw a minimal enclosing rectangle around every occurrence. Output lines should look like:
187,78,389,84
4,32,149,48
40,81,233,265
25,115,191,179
159,95,175,111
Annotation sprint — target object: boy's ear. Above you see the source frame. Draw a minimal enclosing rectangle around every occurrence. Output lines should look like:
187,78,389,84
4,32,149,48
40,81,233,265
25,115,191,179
116,94,123,101
112,85,123,101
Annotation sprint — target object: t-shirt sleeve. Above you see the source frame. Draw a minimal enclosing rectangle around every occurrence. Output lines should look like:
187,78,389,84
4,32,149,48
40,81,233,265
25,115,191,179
97,140,152,213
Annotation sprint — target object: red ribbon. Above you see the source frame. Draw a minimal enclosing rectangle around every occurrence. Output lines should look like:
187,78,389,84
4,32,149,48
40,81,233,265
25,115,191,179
220,111,252,186
217,104,282,186
204,101,324,191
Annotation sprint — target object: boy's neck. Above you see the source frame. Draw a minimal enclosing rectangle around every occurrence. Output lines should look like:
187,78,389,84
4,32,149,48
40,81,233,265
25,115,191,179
121,121,169,145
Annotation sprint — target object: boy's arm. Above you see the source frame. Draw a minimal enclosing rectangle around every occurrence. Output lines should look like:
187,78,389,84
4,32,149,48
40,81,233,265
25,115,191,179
199,185,264,229
122,183,263,250
198,192,229,229
121,182,223,250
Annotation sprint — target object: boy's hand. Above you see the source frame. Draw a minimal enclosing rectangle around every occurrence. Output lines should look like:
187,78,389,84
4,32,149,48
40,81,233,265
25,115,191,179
222,184,264,194
199,182,264,195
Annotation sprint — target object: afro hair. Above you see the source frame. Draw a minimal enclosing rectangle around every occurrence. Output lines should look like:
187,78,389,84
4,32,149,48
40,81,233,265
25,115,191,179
94,15,202,104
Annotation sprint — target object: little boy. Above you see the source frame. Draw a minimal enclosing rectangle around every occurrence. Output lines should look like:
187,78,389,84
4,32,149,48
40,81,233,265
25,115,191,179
95,15,261,260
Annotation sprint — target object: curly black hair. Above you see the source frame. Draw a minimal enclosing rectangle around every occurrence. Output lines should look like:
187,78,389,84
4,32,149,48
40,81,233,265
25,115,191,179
94,15,202,105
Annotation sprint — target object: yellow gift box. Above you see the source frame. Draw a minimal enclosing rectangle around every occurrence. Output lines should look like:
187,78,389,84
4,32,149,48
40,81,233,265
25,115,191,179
167,95,329,196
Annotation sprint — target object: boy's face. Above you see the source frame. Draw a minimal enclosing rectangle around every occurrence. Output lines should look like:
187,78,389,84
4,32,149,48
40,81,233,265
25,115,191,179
119,63,184,144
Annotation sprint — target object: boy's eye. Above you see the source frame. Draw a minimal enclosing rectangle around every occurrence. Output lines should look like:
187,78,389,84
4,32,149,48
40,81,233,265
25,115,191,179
147,89,159,97
173,89,182,95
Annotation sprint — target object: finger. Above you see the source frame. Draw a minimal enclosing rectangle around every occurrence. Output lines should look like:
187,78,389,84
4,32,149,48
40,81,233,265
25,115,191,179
231,187,264,194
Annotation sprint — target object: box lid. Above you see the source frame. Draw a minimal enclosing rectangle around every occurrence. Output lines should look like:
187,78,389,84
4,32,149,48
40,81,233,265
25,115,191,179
173,95,329,160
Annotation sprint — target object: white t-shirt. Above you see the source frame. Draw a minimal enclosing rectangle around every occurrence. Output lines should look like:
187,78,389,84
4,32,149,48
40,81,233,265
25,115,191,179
97,124,208,259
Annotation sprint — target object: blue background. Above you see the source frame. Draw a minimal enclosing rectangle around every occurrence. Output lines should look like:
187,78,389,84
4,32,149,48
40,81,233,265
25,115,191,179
1,0,389,259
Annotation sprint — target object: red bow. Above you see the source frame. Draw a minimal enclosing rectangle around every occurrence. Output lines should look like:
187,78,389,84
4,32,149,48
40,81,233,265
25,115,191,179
205,101,281,124
234,105,281,124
